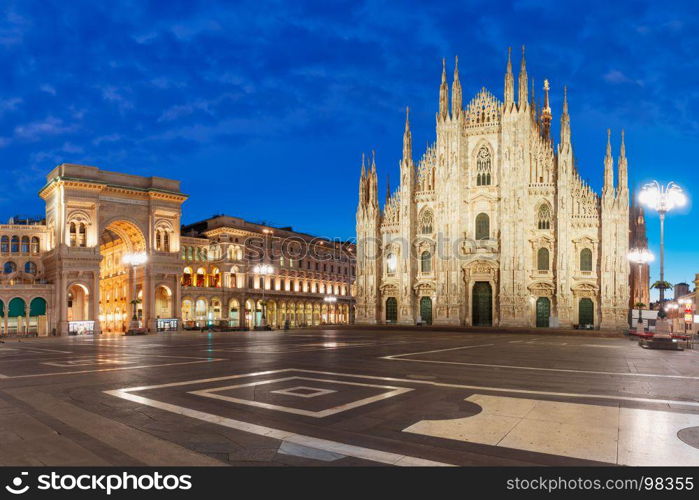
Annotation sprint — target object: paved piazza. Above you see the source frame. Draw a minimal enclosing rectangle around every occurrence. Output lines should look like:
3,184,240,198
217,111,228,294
1,328,698,466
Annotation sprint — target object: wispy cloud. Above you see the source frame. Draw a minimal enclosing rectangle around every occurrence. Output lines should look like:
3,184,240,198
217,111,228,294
13,116,76,140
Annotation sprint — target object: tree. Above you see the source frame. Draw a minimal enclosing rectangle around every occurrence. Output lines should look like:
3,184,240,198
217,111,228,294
130,298,142,321
634,301,646,325
651,280,674,292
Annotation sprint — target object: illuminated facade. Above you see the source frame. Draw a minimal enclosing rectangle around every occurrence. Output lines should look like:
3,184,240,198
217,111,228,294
629,198,650,309
0,163,353,336
179,216,354,329
356,49,632,329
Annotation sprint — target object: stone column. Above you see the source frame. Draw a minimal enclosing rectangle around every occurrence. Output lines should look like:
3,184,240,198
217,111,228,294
144,264,155,332
91,272,101,334
59,272,69,335
174,274,182,328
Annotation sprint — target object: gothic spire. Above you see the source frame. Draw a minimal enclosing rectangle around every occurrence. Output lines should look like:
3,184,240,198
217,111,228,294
451,56,462,118
603,129,614,197
617,130,628,196
369,150,378,208
560,85,571,145
518,45,528,108
403,107,412,162
439,58,448,119
541,79,552,138
504,47,514,107
358,153,367,208
385,173,390,204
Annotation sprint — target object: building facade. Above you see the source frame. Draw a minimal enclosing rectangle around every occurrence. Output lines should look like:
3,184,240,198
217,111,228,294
179,216,354,329
0,163,353,336
355,49,631,329
629,198,650,309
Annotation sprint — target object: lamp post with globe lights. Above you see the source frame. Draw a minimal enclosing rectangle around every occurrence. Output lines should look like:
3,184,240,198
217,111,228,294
638,181,687,304
253,264,274,328
122,251,147,334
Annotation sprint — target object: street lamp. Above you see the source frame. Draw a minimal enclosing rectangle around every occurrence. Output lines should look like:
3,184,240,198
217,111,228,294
253,264,274,328
122,251,147,334
638,181,687,303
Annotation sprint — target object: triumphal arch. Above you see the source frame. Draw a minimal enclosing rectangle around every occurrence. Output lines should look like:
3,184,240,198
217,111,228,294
39,164,187,335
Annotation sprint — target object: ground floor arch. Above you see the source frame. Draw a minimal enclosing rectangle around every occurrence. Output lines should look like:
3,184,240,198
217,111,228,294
228,298,240,327
536,297,551,328
472,282,493,327
155,285,173,319
579,298,594,327
386,297,397,323
419,296,432,325
67,283,90,322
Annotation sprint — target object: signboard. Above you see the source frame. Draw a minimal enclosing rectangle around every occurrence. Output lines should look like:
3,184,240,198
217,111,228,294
641,310,658,320
695,314,699,324
68,321,95,335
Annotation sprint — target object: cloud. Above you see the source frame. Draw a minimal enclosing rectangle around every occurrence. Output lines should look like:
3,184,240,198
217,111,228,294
0,0,696,247
603,69,643,86
0,97,22,113
13,116,76,140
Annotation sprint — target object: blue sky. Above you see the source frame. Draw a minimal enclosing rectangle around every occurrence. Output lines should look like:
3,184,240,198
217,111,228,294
0,0,697,298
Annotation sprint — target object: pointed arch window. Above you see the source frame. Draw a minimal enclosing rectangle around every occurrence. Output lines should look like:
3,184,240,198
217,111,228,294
476,146,492,186
11,235,19,253
420,251,432,273
537,247,550,271
580,248,593,272
1,236,8,253
475,213,490,240
419,210,433,234
537,204,551,230
78,223,87,247
386,253,397,275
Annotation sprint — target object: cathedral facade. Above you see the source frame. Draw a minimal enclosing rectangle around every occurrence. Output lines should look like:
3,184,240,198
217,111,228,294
355,48,631,329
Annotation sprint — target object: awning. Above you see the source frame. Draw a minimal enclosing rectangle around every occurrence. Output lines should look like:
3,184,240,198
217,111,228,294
30,298,47,317
8,298,26,317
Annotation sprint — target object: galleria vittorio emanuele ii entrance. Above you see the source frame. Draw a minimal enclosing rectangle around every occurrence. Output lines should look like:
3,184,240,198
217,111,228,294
39,164,186,335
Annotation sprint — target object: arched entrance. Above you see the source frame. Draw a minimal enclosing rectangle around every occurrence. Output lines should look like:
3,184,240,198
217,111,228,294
579,298,594,327
536,297,551,327
99,219,147,333
29,297,48,335
195,298,207,326
228,298,240,327
385,297,397,323
472,282,492,326
7,298,26,335
67,284,89,322
155,286,173,318
419,297,432,325
182,298,194,327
